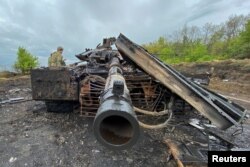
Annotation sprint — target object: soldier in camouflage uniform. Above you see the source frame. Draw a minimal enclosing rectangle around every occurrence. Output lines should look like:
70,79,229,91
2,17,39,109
48,46,66,67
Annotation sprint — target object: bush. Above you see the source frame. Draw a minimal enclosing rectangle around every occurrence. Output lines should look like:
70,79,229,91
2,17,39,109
13,47,39,74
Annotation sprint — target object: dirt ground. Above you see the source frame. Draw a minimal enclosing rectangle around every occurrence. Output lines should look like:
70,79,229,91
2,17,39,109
174,59,250,95
0,59,250,167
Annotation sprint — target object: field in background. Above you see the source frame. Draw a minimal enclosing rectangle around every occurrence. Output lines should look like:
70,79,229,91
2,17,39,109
159,53,229,64
1,59,249,96
173,59,250,95
0,65,15,72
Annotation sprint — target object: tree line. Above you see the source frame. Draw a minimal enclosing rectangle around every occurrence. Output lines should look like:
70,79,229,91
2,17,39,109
142,14,250,64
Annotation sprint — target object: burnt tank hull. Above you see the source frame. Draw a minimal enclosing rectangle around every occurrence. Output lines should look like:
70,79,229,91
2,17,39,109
30,34,247,150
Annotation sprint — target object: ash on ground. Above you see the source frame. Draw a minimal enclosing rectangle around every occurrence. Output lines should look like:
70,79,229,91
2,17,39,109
0,76,249,167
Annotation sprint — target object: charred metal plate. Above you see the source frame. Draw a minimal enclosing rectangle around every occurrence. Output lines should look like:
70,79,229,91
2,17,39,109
31,67,79,101
116,33,246,130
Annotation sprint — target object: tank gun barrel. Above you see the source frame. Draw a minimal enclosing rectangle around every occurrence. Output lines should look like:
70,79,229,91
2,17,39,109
93,56,140,150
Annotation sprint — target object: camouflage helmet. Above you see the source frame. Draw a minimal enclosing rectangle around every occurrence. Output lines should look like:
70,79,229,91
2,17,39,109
57,46,63,51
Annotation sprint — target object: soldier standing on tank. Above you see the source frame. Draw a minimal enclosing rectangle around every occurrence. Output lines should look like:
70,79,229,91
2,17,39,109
48,46,66,67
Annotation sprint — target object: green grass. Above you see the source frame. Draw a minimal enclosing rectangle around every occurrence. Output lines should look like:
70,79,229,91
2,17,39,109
159,54,229,64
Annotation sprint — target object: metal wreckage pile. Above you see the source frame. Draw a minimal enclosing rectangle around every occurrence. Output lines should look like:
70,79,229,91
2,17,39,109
31,34,248,166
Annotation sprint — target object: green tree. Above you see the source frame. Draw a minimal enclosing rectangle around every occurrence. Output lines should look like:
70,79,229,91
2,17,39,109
238,20,250,59
227,20,250,59
142,36,168,54
14,47,39,74
240,20,250,43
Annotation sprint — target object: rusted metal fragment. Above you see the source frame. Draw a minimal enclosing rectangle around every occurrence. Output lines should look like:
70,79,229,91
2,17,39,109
164,139,184,167
164,138,209,167
79,75,105,115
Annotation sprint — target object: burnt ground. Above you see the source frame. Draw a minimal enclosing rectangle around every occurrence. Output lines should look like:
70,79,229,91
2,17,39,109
0,60,250,167
0,76,170,167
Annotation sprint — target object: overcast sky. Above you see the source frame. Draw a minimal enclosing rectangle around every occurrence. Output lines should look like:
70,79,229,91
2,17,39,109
0,0,250,69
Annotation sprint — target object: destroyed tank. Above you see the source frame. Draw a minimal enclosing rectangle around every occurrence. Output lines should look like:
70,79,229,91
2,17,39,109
31,34,247,150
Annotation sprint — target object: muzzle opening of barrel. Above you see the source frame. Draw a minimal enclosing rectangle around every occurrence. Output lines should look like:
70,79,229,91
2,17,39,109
99,115,133,145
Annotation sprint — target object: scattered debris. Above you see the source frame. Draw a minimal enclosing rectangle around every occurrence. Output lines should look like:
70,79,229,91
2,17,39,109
209,136,217,141
0,97,25,105
8,88,21,94
189,118,236,148
92,149,100,153
22,88,31,92
9,157,17,163
126,158,133,164
24,133,29,138
112,156,118,161
185,74,211,85
148,147,154,152
188,118,205,130
56,136,66,145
